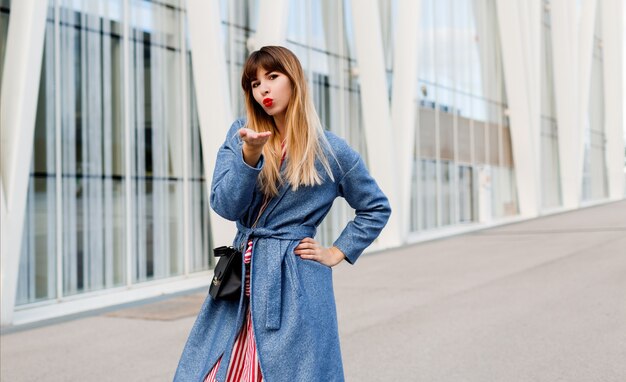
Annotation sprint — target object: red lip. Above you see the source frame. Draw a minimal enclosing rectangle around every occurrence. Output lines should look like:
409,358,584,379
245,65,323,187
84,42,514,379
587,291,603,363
263,98,273,107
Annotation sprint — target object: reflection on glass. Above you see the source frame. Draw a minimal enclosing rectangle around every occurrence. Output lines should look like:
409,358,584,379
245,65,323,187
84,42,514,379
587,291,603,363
129,0,185,282
411,0,517,231
458,165,473,222
59,0,126,296
421,160,437,230
188,55,213,272
16,0,220,307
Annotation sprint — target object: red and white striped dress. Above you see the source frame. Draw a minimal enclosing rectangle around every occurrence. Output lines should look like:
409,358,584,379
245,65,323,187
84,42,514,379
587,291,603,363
204,146,285,382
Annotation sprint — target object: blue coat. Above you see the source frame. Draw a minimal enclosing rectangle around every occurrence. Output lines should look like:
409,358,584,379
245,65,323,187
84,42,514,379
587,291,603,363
174,119,391,381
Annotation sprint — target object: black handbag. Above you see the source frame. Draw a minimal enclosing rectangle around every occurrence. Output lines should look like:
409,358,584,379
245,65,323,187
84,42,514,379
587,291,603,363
210,148,282,301
209,245,243,300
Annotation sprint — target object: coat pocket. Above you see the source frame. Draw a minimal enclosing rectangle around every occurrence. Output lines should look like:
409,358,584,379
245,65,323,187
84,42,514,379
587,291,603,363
284,241,304,297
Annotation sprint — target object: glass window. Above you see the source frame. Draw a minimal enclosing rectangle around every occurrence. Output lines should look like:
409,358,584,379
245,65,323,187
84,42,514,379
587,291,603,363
187,54,213,273
129,0,185,283
59,0,126,296
411,0,515,230
16,0,224,307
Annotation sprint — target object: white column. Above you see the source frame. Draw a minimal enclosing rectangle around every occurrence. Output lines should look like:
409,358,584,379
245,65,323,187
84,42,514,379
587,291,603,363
247,0,289,51
601,0,624,200
0,0,49,326
390,0,421,240
349,0,401,248
186,0,236,247
495,0,542,217
550,0,582,208
576,0,600,201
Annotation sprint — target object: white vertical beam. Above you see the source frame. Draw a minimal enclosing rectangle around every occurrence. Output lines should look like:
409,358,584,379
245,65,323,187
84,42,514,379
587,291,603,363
391,0,421,240
349,0,401,248
187,0,235,247
495,0,542,217
248,0,289,51
180,4,191,275
551,0,582,208
577,0,599,200
0,0,49,326
601,0,624,200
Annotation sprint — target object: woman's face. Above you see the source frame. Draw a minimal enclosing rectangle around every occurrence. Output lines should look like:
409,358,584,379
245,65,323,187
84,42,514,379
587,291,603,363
250,67,292,119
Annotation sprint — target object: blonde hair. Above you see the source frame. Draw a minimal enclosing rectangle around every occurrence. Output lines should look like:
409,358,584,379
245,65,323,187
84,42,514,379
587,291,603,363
241,46,334,197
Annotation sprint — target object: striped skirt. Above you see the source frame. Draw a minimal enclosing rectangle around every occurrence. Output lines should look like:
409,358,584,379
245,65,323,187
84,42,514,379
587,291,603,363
204,240,263,382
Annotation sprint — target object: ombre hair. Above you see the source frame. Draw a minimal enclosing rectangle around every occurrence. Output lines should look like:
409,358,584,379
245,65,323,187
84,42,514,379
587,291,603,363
241,46,335,197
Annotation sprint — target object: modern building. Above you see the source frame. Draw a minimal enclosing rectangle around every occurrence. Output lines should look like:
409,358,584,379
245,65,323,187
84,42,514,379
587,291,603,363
1,0,623,327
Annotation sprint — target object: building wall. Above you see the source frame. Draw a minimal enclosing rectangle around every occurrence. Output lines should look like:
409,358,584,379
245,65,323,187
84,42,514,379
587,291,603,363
1,0,623,326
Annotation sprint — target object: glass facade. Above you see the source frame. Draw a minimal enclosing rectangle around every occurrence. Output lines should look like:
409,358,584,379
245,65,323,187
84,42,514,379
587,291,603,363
540,0,562,209
9,0,616,311
16,0,210,305
410,0,517,232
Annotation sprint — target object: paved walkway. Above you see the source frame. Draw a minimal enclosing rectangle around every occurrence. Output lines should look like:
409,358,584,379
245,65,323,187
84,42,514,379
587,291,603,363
2,200,625,381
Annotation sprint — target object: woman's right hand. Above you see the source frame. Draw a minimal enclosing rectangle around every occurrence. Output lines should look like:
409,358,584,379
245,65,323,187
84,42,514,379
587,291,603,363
239,128,271,166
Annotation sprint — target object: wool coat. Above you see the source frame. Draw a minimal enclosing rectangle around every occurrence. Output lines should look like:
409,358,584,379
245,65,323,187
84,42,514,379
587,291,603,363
174,118,391,382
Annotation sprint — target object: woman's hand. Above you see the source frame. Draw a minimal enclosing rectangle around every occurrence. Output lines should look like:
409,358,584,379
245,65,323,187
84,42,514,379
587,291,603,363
294,237,345,267
239,128,271,166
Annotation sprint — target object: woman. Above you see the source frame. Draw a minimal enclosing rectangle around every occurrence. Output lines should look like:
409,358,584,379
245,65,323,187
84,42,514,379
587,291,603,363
174,46,391,382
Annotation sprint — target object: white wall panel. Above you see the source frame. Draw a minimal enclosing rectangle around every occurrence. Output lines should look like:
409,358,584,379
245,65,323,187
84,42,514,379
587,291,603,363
248,0,288,50
601,0,624,199
350,0,401,247
495,0,542,217
391,0,421,238
550,0,582,208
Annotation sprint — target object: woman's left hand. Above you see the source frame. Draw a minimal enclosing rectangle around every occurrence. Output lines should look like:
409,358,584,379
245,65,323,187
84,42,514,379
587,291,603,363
294,237,345,267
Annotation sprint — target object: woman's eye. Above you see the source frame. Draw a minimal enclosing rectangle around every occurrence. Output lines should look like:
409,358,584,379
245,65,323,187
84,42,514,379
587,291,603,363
251,82,259,88
269,74,278,80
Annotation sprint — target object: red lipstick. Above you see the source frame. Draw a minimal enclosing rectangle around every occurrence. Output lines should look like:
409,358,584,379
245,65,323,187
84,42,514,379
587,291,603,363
263,98,273,107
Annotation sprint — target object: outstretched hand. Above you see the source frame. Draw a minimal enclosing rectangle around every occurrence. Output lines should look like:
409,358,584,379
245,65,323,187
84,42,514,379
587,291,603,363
239,128,271,149
239,128,271,166
294,237,346,267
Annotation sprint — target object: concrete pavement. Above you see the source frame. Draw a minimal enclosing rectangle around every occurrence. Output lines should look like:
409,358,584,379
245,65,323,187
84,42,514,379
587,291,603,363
2,200,625,381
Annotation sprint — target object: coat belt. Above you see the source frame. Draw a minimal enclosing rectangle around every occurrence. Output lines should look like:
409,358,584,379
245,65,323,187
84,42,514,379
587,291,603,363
236,222,316,330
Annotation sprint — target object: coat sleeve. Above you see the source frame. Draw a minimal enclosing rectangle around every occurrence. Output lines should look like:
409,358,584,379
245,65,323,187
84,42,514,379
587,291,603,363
210,119,264,221
332,156,391,264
